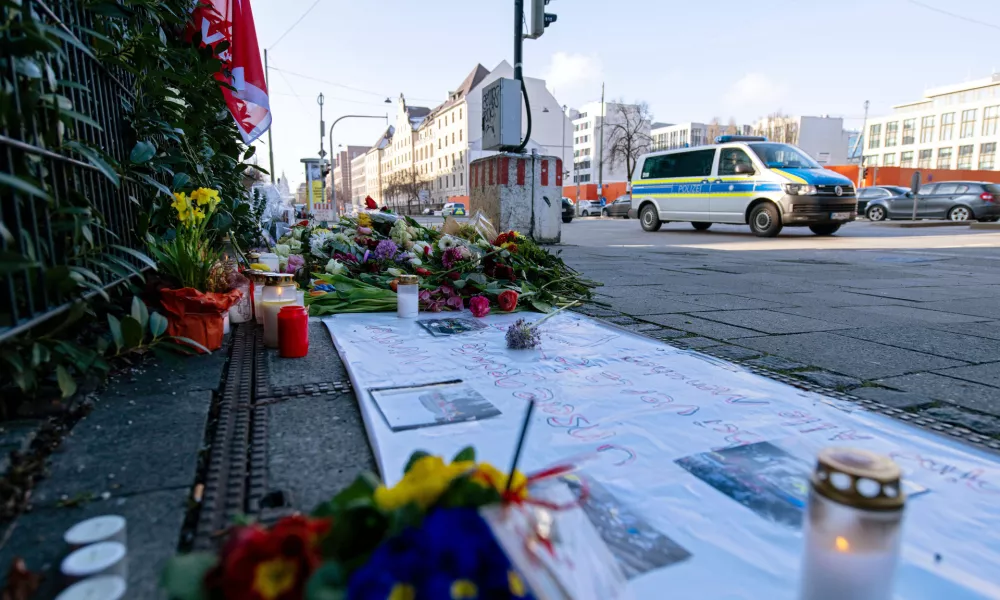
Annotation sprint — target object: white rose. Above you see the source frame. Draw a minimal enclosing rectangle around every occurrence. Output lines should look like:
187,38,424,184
275,244,291,257
325,259,345,275
387,267,403,277
409,257,422,267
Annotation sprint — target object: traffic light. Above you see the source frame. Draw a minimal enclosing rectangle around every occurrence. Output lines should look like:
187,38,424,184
863,168,869,179
527,0,556,39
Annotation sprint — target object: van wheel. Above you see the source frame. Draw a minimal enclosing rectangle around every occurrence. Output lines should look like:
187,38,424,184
640,204,662,232
809,224,841,236
749,203,782,237
691,222,712,231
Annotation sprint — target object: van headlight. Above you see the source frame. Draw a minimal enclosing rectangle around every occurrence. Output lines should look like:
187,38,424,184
784,183,817,195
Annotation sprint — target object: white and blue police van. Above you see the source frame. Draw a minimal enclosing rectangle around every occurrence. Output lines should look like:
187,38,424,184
630,136,856,237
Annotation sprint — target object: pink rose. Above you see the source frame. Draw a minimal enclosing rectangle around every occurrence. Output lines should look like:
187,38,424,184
446,296,465,311
469,295,490,318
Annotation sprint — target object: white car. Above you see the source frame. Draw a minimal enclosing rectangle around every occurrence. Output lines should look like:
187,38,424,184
576,200,598,216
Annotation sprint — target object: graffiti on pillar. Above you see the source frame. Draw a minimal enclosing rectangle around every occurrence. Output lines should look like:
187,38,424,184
482,84,499,142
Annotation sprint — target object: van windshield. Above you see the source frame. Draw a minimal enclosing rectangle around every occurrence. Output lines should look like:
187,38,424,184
748,143,822,169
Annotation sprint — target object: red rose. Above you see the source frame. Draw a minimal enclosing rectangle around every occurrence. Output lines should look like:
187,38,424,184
446,271,461,280
423,245,432,257
415,267,431,277
469,295,490,318
365,196,377,210
496,265,515,281
498,290,519,312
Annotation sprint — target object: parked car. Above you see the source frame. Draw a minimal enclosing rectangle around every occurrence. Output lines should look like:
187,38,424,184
602,195,632,218
442,202,467,216
865,181,1000,222
857,186,910,216
576,200,598,216
561,198,574,223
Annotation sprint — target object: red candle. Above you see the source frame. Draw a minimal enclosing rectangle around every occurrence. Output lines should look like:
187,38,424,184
278,306,308,358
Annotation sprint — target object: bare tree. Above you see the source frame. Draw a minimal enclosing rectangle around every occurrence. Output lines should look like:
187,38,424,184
604,101,653,184
753,112,799,144
383,168,430,215
704,117,723,145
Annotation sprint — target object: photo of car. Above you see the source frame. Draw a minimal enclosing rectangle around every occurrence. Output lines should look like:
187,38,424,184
864,181,1000,222
576,200,598,216
441,202,467,216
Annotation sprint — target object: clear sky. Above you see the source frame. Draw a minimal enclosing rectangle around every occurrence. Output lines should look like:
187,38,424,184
249,0,1000,189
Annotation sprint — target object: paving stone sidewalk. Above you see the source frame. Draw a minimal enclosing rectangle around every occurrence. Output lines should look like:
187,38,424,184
562,243,1000,441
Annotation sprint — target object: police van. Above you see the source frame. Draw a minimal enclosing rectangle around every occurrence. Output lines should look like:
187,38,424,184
630,136,856,237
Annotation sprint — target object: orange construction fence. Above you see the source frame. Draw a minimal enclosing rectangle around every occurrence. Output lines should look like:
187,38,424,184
562,182,629,202
824,165,1000,188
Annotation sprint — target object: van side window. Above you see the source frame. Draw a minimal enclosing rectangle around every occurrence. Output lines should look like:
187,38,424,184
719,148,754,176
643,150,714,179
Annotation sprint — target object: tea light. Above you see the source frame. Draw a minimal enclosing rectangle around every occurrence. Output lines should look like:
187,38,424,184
64,515,126,550
798,448,905,600
259,253,280,272
397,274,418,318
262,273,296,348
55,575,127,600
61,541,127,581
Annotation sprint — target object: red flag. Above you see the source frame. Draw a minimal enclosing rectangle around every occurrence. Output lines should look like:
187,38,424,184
190,0,271,143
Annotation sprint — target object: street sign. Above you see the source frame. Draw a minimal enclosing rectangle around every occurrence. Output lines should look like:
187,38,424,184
481,78,522,151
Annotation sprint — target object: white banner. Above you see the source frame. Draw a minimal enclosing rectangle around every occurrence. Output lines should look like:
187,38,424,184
324,311,1000,599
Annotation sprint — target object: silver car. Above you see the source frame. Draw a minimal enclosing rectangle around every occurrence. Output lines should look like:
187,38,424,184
865,181,1000,222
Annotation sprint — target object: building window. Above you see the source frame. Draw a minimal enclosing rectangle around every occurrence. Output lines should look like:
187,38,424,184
452,174,456,186
980,142,996,169
984,106,999,136
460,172,464,186
940,112,955,141
883,153,896,166
936,147,952,169
960,109,977,139
459,129,463,141
438,139,441,149
885,121,898,147
451,132,455,144
863,154,878,167
957,144,974,169
920,116,935,143
917,149,932,168
459,108,463,120
868,124,881,149
900,151,914,167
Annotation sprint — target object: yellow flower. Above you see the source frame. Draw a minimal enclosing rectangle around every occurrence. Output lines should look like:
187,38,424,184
508,571,527,597
357,213,372,227
191,207,206,222
250,262,270,271
191,187,221,209
388,583,415,600
252,557,298,599
171,192,191,218
450,579,478,599
374,455,469,511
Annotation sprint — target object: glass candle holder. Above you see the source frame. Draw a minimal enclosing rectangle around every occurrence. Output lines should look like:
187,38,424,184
262,273,295,348
397,274,419,318
799,448,905,600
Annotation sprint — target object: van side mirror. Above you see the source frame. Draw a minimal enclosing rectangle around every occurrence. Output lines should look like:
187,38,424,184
734,164,754,175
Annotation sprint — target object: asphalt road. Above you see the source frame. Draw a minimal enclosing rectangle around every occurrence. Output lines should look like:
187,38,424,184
556,218,1000,440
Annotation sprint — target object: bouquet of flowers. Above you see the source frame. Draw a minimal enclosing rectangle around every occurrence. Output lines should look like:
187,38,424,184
161,448,538,600
278,209,599,316
149,188,224,290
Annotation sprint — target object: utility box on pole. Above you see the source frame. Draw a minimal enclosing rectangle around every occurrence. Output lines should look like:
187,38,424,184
481,78,522,151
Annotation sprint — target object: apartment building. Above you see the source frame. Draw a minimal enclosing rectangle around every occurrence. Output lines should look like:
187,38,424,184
330,145,367,212
349,62,570,209
350,152,366,210
651,122,707,151
570,101,651,186
863,74,1000,171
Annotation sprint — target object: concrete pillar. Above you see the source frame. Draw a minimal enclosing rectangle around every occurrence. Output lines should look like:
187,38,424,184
468,153,562,244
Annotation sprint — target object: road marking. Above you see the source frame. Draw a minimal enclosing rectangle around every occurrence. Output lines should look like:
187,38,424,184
608,244,655,248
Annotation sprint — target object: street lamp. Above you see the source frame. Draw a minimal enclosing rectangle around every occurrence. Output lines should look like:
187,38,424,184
328,114,389,217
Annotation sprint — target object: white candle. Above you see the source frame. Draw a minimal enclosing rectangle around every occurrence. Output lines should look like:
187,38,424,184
55,575,127,600
64,515,126,549
259,253,280,272
263,300,294,348
253,281,265,324
799,533,898,600
61,541,127,580
222,312,231,335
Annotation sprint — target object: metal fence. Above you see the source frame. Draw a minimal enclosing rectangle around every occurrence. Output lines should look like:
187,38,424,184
1,0,144,343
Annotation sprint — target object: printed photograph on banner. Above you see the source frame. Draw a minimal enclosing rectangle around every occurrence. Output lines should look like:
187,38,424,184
562,474,691,578
417,317,487,337
676,441,932,529
369,381,500,432
675,441,812,528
